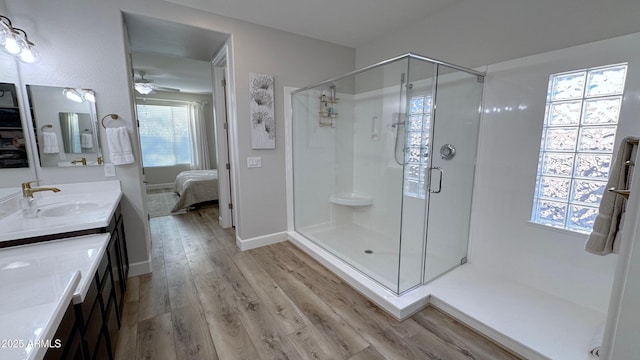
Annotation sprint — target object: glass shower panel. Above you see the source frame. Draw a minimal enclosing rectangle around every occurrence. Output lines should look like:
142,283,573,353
292,58,410,293
423,65,483,283
292,90,336,234
397,57,434,293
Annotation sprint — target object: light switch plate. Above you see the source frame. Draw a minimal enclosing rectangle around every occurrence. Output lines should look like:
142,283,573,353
104,163,116,177
247,157,262,168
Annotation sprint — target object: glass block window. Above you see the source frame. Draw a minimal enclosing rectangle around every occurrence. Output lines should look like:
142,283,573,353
404,95,432,198
531,64,627,233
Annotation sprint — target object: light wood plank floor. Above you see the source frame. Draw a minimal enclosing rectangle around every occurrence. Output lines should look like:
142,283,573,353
115,207,522,360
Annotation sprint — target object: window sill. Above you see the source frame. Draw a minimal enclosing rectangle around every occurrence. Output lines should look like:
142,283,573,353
526,221,589,239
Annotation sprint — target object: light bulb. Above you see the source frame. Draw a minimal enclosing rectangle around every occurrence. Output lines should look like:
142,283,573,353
82,89,95,103
63,88,84,103
18,43,38,63
3,34,21,55
0,21,10,46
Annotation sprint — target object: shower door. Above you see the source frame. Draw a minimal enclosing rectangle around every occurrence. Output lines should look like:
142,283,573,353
423,65,483,283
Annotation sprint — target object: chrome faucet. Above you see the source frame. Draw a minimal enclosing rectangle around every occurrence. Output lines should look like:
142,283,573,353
71,157,87,166
21,181,61,198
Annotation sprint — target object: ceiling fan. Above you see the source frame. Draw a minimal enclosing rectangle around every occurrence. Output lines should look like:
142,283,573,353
134,71,180,94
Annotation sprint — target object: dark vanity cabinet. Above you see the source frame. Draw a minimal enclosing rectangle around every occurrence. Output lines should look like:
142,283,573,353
43,203,129,360
76,203,128,360
44,301,83,360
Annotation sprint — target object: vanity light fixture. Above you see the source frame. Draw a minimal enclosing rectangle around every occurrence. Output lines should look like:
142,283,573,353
62,88,84,103
62,88,96,103
81,89,96,103
0,15,39,64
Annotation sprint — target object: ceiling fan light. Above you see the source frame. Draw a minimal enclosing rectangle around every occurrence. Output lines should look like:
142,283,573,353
135,83,154,95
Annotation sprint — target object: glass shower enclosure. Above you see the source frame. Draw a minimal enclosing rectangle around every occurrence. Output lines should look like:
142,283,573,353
291,53,484,295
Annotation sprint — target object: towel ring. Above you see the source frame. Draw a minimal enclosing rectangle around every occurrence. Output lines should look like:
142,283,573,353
101,113,120,129
40,124,53,132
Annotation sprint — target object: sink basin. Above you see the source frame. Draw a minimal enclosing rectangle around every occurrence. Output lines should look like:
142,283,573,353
39,202,103,217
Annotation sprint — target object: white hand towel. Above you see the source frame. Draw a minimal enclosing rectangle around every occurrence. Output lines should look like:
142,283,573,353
588,322,605,359
586,136,638,255
106,127,135,165
43,132,60,154
81,133,94,149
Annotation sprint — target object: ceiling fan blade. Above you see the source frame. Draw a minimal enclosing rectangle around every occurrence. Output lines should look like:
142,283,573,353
154,86,181,92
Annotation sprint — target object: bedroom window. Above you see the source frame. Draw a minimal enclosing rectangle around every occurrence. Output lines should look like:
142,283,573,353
136,104,191,167
404,95,432,199
531,63,627,233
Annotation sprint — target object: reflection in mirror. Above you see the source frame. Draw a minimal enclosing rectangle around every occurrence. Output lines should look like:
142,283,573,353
0,82,28,168
59,112,94,153
27,85,102,167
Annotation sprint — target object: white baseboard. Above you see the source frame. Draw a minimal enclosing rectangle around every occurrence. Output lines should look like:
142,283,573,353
145,183,174,191
128,259,152,276
236,231,288,251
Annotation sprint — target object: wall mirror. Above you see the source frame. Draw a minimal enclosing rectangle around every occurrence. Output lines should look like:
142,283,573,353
0,82,28,169
27,85,102,167
0,53,36,199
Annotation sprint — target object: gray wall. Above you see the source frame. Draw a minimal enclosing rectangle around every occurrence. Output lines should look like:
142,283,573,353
5,0,355,270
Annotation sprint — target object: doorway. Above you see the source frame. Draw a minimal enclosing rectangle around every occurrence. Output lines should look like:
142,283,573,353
122,12,234,221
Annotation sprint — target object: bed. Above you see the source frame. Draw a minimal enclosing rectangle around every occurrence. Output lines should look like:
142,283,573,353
171,169,219,212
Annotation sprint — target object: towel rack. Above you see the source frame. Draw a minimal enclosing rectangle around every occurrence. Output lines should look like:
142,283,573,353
101,113,120,129
40,124,53,131
608,187,630,199
626,139,639,145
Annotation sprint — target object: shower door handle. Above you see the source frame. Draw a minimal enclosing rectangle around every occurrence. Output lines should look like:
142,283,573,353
429,167,443,193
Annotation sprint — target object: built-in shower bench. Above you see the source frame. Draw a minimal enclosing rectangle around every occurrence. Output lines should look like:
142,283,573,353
423,264,605,360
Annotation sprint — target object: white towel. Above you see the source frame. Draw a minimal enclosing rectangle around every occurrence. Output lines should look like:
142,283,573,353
42,132,59,154
588,323,605,359
586,136,638,255
106,127,135,165
81,133,93,149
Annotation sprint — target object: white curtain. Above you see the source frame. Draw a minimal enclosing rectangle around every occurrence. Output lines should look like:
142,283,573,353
188,102,211,170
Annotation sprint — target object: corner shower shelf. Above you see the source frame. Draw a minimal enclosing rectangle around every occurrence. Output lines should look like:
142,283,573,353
329,192,373,207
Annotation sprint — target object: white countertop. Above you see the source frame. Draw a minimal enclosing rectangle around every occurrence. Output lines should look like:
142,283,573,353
0,234,110,360
0,266,80,360
0,181,122,242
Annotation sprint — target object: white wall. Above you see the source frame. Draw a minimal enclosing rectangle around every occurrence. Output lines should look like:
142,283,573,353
355,0,640,70
6,0,354,270
470,33,640,313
